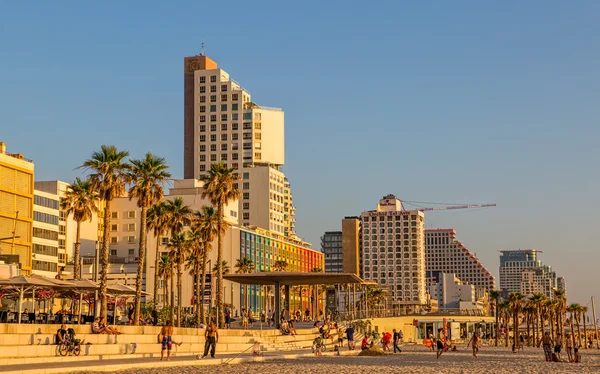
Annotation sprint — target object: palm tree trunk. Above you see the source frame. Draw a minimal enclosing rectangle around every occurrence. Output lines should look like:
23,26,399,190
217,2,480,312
570,312,576,349
100,199,111,322
170,266,175,324
576,313,582,347
216,204,224,328
177,261,182,327
533,310,538,347
153,235,160,312
74,221,81,279
550,310,555,342
539,311,545,347
196,250,205,325
583,316,588,349
200,249,207,325
164,275,168,308
134,206,147,326
494,302,499,347
505,312,509,347
514,308,519,349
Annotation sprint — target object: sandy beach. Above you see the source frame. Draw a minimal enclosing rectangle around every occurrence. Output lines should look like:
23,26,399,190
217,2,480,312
99,346,600,374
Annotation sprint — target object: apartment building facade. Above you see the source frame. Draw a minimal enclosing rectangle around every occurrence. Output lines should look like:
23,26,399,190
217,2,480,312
31,190,60,277
0,142,34,274
425,229,495,292
499,249,561,298
361,194,427,306
322,231,343,273
182,55,296,238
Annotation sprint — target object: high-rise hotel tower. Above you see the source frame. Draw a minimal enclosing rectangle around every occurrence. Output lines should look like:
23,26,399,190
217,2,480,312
183,55,297,238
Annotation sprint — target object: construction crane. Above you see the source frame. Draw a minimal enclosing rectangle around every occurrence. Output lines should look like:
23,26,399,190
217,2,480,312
400,200,496,212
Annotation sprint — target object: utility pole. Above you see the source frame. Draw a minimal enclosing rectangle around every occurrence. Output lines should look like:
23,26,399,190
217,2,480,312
592,296,599,349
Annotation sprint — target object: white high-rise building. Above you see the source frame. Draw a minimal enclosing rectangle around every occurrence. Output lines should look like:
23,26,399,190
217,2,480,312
499,249,561,298
361,194,427,306
183,54,296,237
425,229,495,292
32,190,60,277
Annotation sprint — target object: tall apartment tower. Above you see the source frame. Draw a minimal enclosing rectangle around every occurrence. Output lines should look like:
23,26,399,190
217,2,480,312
361,194,427,306
499,249,560,298
32,189,60,277
321,231,343,273
425,229,495,292
183,55,295,237
0,142,34,274
341,217,361,276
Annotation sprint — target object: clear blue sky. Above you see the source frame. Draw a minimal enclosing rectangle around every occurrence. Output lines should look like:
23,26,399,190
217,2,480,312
1,1,598,306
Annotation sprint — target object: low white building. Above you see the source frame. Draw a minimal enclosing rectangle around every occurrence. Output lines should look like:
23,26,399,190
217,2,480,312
428,271,485,310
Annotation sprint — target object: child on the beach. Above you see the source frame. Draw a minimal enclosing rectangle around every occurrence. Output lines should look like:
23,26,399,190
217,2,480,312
466,334,480,358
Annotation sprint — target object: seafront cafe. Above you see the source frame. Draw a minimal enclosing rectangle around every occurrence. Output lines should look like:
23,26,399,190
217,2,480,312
415,317,495,341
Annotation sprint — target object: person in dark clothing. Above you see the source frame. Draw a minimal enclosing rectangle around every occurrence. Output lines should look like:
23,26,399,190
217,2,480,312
201,321,219,358
393,329,402,353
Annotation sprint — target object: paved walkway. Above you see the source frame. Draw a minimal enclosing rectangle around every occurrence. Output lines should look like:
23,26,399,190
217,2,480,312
0,348,358,374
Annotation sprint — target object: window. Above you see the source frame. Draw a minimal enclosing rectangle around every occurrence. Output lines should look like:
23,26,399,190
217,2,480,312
243,213,250,220
221,85,228,92
200,165,206,171
200,96,206,103
110,249,117,256
210,75,217,82
221,134,227,141
127,223,135,231
210,144,216,151
128,211,135,219
160,237,169,245
221,104,227,111
243,172,249,179
221,154,228,161
210,85,217,92
232,144,238,150
232,123,238,130
221,123,227,131
210,134,216,142
33,227,59,241
221,144,227,151
221,114,227,121
255,152,261,160
232,133,238,140
232,93,239,100
111,224,118,231
210,105,216,112
200,115,206,122
255,133,261,140
243,202,250,209
232,104,238,111
200,86,206,93
232,153,238,160
210,124,217,131
232,113,238,120
200,145,205,152
199,125,206,132
210,115,217,122
111,212,118,219
210,95,217,102
255,123,261,130
243,192,250,199
200,76,206,83
200,105,206,113
199,135,206,142
221,94,227,101
210,154,217,161
232,163,239,169
110,237,118,244
243,182,250,189
128,236,136,243
128,248,135,256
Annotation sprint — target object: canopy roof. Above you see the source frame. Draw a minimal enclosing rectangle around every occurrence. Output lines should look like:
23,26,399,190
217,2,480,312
223,272,363,286
0,274,76,289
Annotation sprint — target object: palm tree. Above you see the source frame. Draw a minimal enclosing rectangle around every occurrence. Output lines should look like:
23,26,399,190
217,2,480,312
60,177,99,279
273,260,288,272
489,290,501,347
498,300,511,347
184,230,204,324
529,293,544,346
81,145,130,320
164,197,192,324
214,260,230,275
167,232,191,327
146,202,170,311
201,162,240,327
554,289,567,338
192,206,219,325
157,253,172,307
508,292,525,349
235,257,255,310
567,304,579,350
573,304,583,347
127,153,171,325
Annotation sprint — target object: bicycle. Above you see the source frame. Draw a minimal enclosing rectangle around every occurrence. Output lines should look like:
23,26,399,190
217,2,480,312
58,333,81,356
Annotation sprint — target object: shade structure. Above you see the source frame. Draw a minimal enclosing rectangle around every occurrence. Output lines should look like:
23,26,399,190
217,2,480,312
63,279,101,323
0,275,76,323
223,272,364,327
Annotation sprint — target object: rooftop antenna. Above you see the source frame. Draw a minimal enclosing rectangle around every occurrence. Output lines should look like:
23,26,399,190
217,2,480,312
201,42,205,56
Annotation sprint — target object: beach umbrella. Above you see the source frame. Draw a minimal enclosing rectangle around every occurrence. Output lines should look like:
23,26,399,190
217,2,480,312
65,279,100,323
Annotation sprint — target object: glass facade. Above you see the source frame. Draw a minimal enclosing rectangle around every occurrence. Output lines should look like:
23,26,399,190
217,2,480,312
239,229,324,312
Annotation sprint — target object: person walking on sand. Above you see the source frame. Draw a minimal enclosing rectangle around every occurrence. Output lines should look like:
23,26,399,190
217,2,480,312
201,321,219,359
346,324,355,350
467,334,480,358
554,333,563,361
159,321,181,361
393,329,402,353
539,331,553,362
436,328,446,359
566,333,574,362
